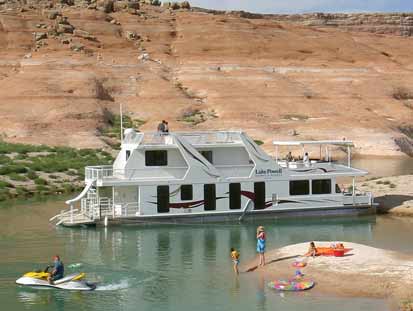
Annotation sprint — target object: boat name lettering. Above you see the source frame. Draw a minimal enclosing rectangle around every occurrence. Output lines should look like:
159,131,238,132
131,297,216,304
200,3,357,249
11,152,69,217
255,168,282,176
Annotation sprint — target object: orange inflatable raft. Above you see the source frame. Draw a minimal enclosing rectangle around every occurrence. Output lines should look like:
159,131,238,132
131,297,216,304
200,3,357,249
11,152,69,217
316,247,352,257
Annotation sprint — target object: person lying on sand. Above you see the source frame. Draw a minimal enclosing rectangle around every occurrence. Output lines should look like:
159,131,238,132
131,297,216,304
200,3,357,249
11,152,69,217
304,241,318,258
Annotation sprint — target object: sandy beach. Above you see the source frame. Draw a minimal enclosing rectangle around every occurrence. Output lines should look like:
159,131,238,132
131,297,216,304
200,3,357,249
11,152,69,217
244,242,413,309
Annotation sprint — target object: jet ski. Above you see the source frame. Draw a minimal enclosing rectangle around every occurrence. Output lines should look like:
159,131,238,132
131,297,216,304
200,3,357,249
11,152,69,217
16,267,96,291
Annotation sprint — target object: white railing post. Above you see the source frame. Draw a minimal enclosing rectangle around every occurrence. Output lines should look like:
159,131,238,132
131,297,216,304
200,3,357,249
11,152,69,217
70,203,74,223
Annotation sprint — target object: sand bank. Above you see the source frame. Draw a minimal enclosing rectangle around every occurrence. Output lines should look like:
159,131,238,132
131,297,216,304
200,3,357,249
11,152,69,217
244,242,413,309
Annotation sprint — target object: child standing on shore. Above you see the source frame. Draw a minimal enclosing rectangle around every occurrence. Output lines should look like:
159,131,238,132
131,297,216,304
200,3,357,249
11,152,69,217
230,248,240,275
256,226,266,267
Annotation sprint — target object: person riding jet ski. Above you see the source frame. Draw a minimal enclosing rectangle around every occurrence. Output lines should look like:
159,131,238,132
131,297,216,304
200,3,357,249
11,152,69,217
47,255,64,284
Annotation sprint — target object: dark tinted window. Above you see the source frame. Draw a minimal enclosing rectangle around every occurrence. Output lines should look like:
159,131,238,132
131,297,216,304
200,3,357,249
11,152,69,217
181,185,193,201
312,179,331,194
254,182,266,210
200,151,213,164
157,185,169,213
126,150,131,161
289,180,309,195
145,150,167,166
204,184,216,211
229,183,241,210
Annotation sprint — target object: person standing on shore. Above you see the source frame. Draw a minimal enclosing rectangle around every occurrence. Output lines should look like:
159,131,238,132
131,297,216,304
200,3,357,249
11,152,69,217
256,226,266,267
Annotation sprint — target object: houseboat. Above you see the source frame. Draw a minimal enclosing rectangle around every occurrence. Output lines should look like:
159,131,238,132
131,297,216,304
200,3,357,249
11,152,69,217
50,130,375,227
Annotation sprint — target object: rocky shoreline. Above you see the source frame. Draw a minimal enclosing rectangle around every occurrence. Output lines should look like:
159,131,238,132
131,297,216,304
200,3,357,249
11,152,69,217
358,175,413,216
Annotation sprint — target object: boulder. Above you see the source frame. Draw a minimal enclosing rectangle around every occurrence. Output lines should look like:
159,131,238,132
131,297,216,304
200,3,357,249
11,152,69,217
180,1,190,9
97,0,114,13
34,32,47,41
128,8,137,14
70,43,84,51
59,0,75,5
74,29,97,41
125,30,140,40
55,16,70,25
113,0,128,11
57,23,75,34
47,10,61,20
171,2,180,9
60,36,72,44
128,0,140,9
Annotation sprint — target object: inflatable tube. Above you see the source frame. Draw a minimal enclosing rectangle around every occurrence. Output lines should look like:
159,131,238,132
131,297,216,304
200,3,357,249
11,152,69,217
268,280,315,291
292,261,307,268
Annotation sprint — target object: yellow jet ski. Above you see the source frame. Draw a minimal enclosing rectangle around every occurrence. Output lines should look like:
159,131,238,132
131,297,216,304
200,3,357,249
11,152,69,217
16,267,96,291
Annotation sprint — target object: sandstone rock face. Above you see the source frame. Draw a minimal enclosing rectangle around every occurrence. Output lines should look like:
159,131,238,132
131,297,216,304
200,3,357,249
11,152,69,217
0,4,412,155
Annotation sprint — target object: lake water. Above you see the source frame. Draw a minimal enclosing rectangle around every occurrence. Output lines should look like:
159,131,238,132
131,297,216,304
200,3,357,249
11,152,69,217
3,199,413,311
1,156,413,311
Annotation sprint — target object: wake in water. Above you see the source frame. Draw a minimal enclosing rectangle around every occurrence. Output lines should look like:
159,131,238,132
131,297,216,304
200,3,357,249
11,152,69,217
95,275,156,291
95,279,129,291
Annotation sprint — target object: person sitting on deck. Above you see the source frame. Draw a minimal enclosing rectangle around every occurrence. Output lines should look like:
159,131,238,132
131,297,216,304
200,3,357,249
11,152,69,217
157,120,166,133
47,255,64,284
304,241,318,258
286,151,293,162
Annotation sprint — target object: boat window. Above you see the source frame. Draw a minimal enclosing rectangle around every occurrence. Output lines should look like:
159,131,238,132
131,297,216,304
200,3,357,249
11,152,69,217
312,179,331,195
254,182,266,210
204,184,216,211
126,150,131,161
289,180,309,195
145,150,168,166
181,185,193,201
157,185,170,213
200,150,213,164
229,183,241,210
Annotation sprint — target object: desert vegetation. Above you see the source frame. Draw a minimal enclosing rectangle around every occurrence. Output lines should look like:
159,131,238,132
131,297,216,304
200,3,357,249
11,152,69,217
0,142,114,202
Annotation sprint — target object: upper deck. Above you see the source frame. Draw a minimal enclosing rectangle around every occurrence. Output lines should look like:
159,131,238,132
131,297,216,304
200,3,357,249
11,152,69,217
84,132,368,184
86,130,260,184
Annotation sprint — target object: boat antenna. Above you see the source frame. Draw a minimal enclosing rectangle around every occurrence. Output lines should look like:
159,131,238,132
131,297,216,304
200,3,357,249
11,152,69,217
120,102,123,144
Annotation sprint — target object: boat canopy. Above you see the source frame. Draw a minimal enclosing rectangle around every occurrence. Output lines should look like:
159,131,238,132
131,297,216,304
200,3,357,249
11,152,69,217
272,140,354,167
272,140,354,147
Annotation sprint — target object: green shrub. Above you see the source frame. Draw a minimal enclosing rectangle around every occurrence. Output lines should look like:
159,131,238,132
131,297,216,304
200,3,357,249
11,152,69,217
0,155,11,164
36,184,49,191
0,180,14,188
0,164,28,175
8,173,27,181
254,140,264,146
27,170,38,180
34,178,48,185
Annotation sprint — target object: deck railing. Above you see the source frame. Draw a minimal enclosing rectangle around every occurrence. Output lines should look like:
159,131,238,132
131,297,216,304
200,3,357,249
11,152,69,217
85,166,188,182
